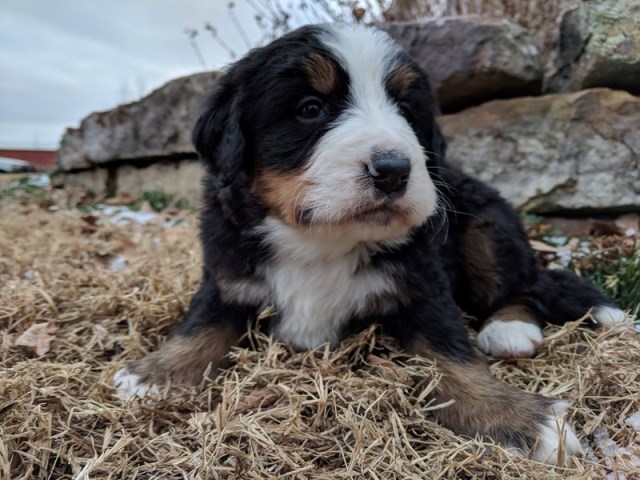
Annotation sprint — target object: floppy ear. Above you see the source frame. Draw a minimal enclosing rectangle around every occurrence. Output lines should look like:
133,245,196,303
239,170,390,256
192,80,245,188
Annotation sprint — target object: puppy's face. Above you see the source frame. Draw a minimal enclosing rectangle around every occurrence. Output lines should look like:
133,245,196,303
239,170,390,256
194,24,444,243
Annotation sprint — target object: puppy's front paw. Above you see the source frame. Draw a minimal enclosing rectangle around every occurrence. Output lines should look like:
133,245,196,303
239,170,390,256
481,397,582,465
113,327,237,398
433,357,583,465
477,320,543,358
112,351,205,398
593,305,632,327
478,397,582,466
113,361,162,398
529,400,582,465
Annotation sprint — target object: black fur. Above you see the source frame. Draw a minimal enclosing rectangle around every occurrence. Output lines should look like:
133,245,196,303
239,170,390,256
125,24,618,460
185,24,613,358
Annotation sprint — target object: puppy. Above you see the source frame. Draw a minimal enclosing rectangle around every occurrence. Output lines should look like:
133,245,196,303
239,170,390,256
114,24,629,465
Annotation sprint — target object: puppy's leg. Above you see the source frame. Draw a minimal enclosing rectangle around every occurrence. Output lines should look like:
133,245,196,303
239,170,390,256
415,343,582,465
461,212,629,358
456,214,547,359
114,278,252,396
477,305,543,358
382,295,582,465
476,284,632,360
113,325,239,396
522,269,631,328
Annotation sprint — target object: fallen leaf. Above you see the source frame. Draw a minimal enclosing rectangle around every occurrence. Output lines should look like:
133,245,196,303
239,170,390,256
367,354,397,368
237,387,279,413
103,193,137,206
543,217,591,237
367,354,415,387
352,7,365,20
139,201,155,213
529,239,558,253
582,409,608,435
78,215,99,234
587,219,622,237
14,322,58,356
162,226,188,243
80,214,98,226
615,213,639,235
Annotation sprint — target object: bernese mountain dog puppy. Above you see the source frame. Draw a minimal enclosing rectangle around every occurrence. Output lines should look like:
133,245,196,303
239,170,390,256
114,24,630,465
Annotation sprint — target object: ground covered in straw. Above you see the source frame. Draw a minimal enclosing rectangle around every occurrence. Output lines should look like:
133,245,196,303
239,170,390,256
1,183,639,479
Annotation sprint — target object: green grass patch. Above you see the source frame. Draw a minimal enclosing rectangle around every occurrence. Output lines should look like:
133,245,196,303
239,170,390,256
0,175,48,203
127,190,192,212
579,247,640,315
127,190,174,211
521,212,545,226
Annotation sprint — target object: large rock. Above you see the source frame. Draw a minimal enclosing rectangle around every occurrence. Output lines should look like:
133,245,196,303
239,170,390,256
381,16,542,112
57,71,220,171
546,1,640,95
58,160,203,206
440,88,640,213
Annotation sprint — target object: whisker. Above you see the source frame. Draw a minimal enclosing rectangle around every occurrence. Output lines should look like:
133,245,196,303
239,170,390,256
292,183,308,224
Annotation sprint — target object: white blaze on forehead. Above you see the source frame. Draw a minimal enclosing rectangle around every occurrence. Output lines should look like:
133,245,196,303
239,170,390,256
319,24,402,117
296,24,437,236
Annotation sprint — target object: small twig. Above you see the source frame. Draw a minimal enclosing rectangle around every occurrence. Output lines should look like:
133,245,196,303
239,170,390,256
228,2,253,49
183,28,208,70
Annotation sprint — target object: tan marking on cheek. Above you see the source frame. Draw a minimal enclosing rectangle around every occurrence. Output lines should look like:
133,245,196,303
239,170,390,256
463,218,500,307
125,324,238,386
304,53,337,95
253,169,313,226
386,64,418,98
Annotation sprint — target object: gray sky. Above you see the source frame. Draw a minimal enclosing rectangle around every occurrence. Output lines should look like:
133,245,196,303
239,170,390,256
0,0,265,149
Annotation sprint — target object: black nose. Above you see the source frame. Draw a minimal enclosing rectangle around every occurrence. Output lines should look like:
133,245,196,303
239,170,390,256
368,151,411,195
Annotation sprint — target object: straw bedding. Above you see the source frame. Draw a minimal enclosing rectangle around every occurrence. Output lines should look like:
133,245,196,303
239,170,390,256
1,188,639,479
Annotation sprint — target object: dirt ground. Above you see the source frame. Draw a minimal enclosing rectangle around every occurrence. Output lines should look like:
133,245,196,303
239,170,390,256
1,186,639,479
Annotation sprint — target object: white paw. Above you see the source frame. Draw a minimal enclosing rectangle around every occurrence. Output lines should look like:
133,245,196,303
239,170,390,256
113,368,159,398
477,320,543,358
531,401,583,466
592,305,632,327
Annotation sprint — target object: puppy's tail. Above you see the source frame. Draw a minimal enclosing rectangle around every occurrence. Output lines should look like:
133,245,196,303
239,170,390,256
521,269,613,327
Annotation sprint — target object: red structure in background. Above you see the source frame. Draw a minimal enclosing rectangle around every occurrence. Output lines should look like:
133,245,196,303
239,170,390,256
0,149,56,170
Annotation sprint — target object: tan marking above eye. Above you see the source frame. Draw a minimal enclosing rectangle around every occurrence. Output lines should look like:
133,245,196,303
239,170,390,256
386,64,418,98
303,53,337,95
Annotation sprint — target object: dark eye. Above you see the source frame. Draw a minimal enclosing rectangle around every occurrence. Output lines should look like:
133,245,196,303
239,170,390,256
296,97,325,121
399,101,413,115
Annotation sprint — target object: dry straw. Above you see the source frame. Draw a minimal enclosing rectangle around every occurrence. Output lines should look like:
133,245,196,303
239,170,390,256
1,191,638,479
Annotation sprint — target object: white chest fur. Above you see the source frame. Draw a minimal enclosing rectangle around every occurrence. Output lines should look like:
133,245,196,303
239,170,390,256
257,219,398,349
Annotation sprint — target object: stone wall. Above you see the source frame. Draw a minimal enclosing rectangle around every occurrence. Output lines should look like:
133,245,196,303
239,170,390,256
56,4,640,213
56,72,220,204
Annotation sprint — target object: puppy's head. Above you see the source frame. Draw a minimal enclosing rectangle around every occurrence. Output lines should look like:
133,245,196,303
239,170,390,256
193,24,445,243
